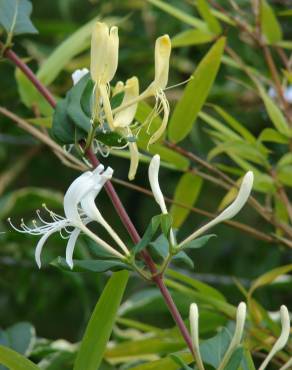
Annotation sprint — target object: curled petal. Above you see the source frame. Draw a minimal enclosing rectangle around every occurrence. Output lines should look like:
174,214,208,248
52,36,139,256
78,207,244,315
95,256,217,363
148,155,168,214
179,171,254,247
103,26,119,83
66,228,82,269
128,141,139,181
114,77,139,128
35,229,58,268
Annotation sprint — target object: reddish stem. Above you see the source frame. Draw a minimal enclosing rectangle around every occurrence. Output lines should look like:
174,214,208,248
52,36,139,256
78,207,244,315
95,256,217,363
3,46,194,354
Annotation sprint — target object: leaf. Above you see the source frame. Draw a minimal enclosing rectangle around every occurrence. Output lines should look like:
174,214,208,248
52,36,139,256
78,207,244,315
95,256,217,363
260,0,282,44
249,264,292,297
199,111,241,141
258,86,290,136
172,251,194,270
277,165,292,187
224,346,244,370
196,0,222,34
27,117,52,128
258,128,289,144
129,351,193,370
5,323,35,356
73,271,129,370
0,345,39,370
52,257,131,273
0,0,37,36
172,29,215,48
277,153,292,167
170,173,203,228
15,69,53,116
180,234,216,250
169,354,192,369
147,0,209,31
168,37,225,143
200,327,230,367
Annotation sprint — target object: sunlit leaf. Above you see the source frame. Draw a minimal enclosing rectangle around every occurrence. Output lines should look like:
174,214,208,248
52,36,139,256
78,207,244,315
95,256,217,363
0,345,39,370
196,0,222,34
261,0,282,44
172,29,214,48
168,37,225,143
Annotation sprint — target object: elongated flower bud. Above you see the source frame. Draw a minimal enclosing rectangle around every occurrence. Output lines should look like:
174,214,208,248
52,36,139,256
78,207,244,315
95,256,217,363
179,171,254,247
153,35,171,91
189,303,205,370
148,155,168,214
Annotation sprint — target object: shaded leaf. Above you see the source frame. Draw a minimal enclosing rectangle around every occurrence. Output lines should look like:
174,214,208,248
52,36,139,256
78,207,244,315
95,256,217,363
172,29,214,48
170,173,203,228
0,0,37,36
0,345,39,370
258,128,289,144
261,0,282,44
196,0,222,34
181,234,216,250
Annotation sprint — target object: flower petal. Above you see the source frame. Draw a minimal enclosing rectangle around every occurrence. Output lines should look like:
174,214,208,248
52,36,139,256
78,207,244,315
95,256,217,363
65,228,82,269
153,35,171,91
35,229,58,268
148,155,168,214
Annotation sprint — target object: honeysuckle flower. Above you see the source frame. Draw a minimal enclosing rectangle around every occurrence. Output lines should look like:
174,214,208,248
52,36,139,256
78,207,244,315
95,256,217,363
179,171,254,248
72,68,89,85
148,155,176,245
113,77,140,180
259,305,290,370
189,303,205,370
90,22,119,130
9,165,127,269
217,302,246,370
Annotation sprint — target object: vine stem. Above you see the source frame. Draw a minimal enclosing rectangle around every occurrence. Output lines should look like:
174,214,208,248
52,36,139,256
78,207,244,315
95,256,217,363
2,45,194,354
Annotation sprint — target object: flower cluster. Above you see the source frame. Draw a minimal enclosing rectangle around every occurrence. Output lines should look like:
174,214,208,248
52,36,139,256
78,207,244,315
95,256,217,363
73,22,172,180
8,165,129,269
189,303,291,370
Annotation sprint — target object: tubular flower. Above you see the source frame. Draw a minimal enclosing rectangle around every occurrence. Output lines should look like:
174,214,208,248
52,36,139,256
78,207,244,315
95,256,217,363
9,165,128,269
90,22,119,130
189,303,205,370
179,171,254,248
113,77,140,180
142,35,171,145
148,155,253,249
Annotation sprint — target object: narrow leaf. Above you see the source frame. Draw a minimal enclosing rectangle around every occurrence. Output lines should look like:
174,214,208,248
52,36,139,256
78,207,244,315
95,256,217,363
170,173,203,228
261,0,282,44
0,345,39,370
196,0,222,34
73,271,129,370
168,37,225,143
172,29,215,48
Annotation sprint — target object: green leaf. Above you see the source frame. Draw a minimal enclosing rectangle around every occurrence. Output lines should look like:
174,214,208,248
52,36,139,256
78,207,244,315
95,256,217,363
199,111,241,141
15,69,53,116
73,271,129,370
172,251,194,270
261,0,282,44
200,328,230,367
52,257,131,273
133,214,169,255
0,0,37,36
27,117,52,128
170,173,203,228
5,323,35,356
172,29,215,48
277,153,292,167
0,345,39,370
277,165,292,187
180,234,216,250
169,354,192,369
249,264,292,297
196,0,222,34
147,0,209,31
168,37,225,143
129,351,193,370
258,128,289,144
224,347,244,370
258,86,290,136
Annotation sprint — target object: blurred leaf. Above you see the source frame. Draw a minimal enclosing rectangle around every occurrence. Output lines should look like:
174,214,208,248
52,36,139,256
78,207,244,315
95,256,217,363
258,128,289,144
73,271,129,370
147,0,208,31
180,234,216,250
277,153,292,167
129,351,193,370
199,111,241,141
172,29,214,48
172,251,194,270
258,86,290,136
210,105,256,143
0,345,39,370
168,37,225,143
15,69,53,116
249,264,292,297
27,117,52,128
261,0,282,44
0,0,37,36
241,349,256,370
170,172,203,228
52,257,131,273
224,347,244,370
196,0,222,34
5,323,35,357
277,165,292,187
200,327,230,367
169,354,192,369
283,70,292,84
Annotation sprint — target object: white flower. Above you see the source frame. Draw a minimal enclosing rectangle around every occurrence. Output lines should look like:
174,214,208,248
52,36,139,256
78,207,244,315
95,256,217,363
269,86,292,103
217,302,246,370
189,303,205,370
179,171,254,248
148,155,175,245
72,68,89,85
9,165,127,269
259,305,290,370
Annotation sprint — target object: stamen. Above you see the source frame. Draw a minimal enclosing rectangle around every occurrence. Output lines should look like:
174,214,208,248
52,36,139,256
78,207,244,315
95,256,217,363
164,75,194,90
